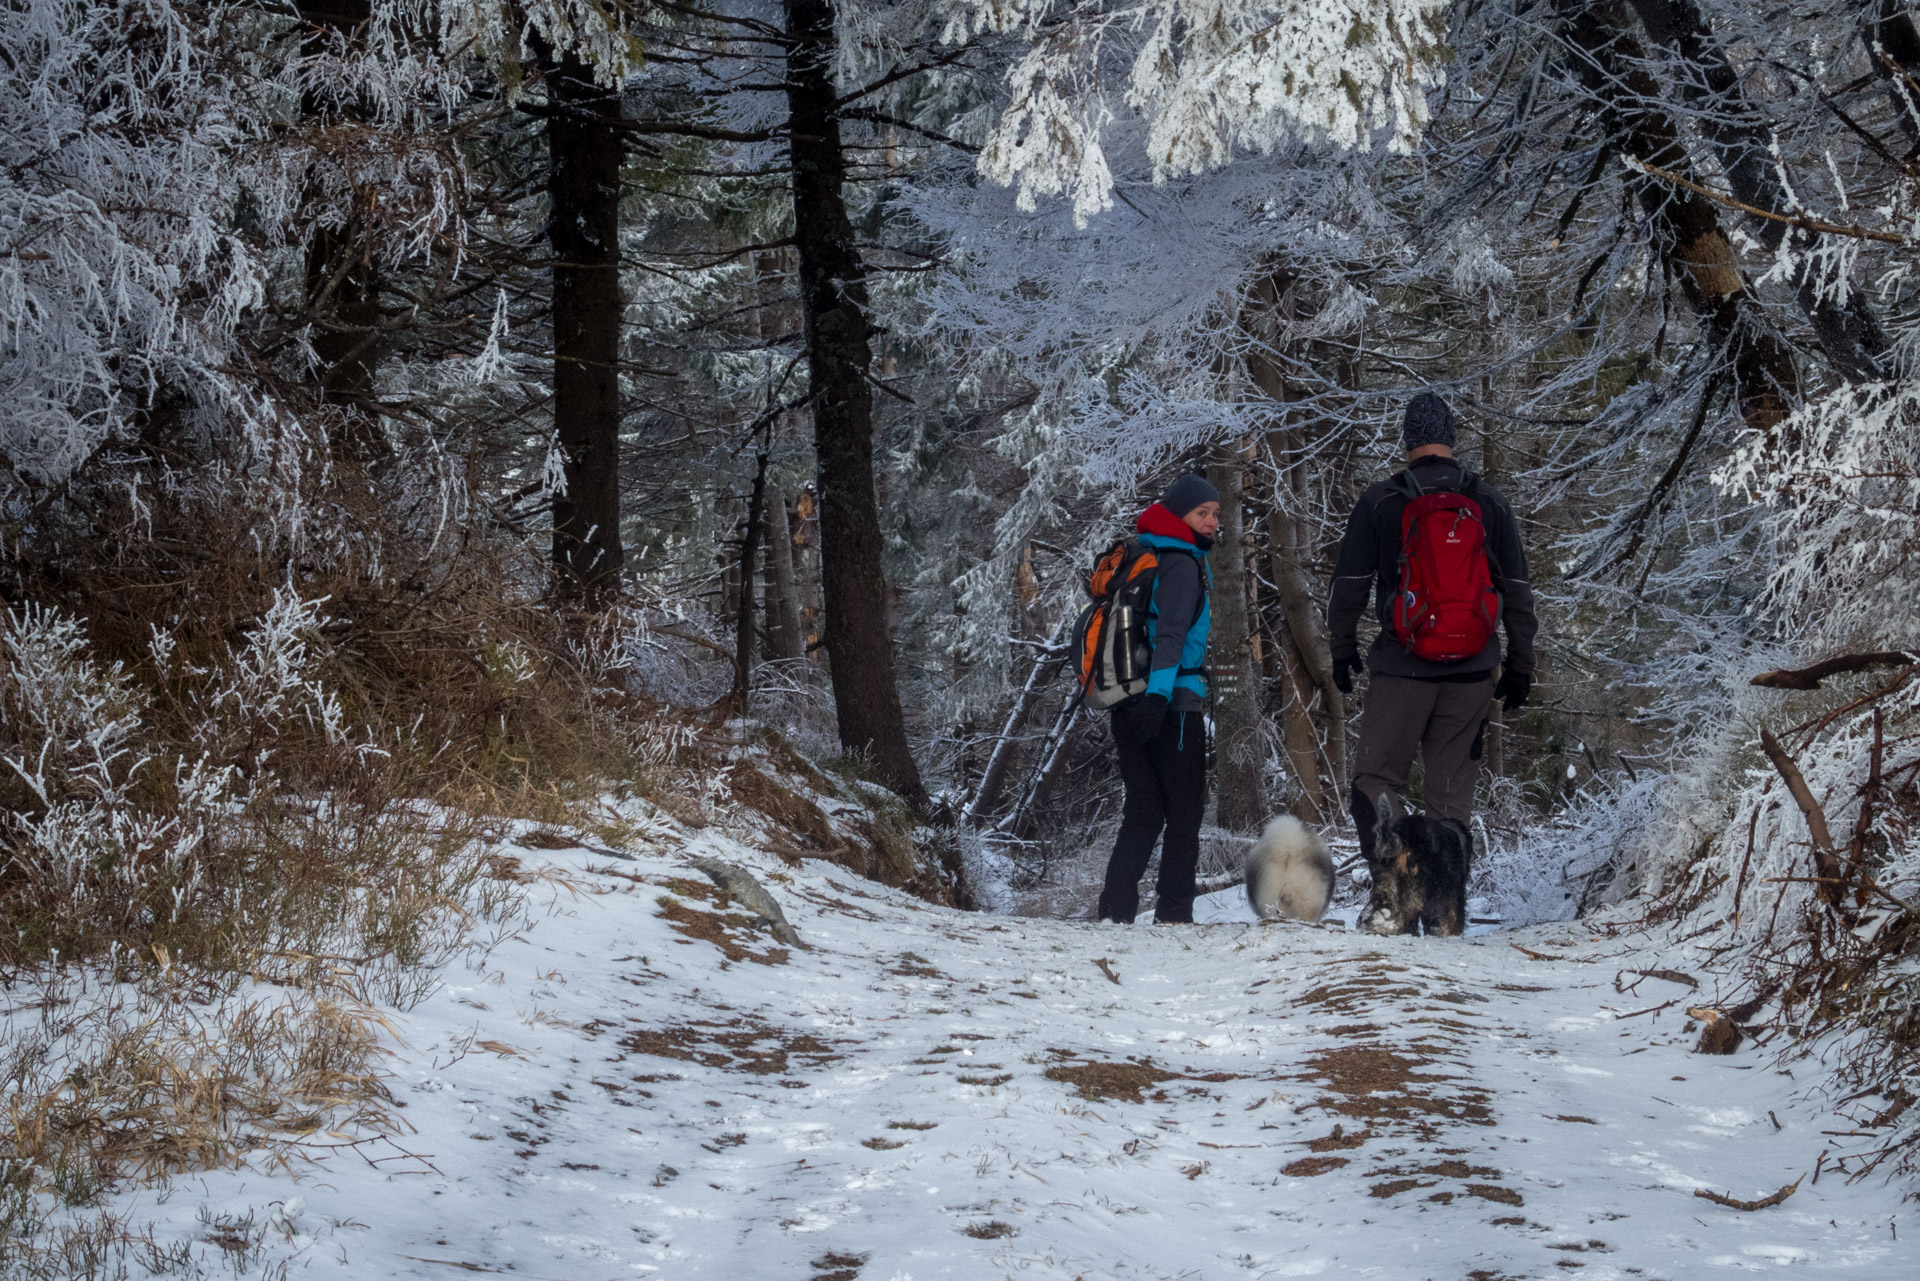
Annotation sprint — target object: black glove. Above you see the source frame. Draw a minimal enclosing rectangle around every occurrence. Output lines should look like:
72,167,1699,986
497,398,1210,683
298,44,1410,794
1494,668,1531,713
1129,693,1170,744
1331,654,1361,696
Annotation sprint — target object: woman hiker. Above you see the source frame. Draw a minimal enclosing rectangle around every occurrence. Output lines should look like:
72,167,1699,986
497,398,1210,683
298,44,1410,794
1096,474,1219,924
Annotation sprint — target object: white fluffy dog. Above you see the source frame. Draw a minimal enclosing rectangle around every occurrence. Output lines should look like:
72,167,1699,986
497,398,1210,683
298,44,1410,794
1244,815,1335,923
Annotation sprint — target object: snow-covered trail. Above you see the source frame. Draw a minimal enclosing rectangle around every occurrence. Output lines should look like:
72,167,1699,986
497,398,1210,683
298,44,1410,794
170,833,1910,1279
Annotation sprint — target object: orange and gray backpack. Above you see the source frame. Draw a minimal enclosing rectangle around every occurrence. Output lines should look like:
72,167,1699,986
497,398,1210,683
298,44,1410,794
1071,538,1204,710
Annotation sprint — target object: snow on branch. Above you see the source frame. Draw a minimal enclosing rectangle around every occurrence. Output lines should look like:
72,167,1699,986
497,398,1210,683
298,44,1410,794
959,0,1449,223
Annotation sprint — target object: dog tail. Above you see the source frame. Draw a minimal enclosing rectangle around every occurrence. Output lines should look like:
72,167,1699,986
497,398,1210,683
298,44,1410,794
1245,815,1335,922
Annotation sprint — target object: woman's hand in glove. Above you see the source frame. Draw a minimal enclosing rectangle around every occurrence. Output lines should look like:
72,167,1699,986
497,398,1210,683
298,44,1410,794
1130,693,1169,743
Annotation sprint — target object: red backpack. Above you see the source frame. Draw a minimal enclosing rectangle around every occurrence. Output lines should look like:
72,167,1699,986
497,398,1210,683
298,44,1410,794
1391,473,1501,663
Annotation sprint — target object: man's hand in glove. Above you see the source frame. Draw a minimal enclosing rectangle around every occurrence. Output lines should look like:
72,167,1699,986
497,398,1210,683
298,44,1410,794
1129,693,1169,744
1331,654,1361,696
1493,669,1531,713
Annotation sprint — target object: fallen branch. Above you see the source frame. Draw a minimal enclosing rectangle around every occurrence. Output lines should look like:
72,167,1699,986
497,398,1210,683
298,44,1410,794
1624,156,1906,244
1750,650,1917,690
1631,967,1699,988
1756,728,1846,907
1092,957,1121,985
1693,1176,1802,1211
1610,997,1682,1020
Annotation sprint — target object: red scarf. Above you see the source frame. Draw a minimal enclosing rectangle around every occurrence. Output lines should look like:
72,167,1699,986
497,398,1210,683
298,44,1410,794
1136,502,1198,543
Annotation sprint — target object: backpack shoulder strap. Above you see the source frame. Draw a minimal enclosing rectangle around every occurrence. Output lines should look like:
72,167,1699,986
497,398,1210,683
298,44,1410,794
1390,469,1424,501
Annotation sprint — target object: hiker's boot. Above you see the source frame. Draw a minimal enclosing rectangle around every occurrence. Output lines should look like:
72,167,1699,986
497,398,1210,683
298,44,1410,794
1418,819,1472,937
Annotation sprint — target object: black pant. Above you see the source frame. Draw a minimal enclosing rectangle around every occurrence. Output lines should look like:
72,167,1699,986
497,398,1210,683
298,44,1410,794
1098,708,1207,923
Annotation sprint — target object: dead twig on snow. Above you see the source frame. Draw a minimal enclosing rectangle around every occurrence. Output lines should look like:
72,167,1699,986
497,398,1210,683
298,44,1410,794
1693,1176,1802,1211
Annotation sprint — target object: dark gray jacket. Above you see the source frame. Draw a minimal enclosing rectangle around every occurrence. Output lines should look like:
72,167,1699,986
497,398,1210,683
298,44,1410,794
1327,455,1537,679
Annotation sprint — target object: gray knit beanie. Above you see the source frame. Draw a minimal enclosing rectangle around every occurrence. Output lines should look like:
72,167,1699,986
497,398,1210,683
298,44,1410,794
1402,392,1456,452
1158,473,1220,517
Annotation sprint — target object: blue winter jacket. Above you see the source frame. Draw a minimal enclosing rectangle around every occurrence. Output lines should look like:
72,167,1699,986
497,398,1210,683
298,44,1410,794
1135,504,1211,711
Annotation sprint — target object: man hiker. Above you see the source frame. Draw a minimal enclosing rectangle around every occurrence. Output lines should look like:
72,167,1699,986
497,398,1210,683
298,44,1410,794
1097,474,1219,925
1327,393,1538,935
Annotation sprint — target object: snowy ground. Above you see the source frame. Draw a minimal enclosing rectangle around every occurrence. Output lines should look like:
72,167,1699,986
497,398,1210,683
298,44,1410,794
109,826,1912,1279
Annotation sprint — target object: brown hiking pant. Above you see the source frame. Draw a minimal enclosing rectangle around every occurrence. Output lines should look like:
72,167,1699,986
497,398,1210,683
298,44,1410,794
1352,674,1494,824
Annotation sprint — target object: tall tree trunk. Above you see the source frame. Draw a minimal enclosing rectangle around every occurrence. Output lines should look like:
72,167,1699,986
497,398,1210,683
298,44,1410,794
297,1,386,462
1627,0,1888,382
730,452,769,713
764,485,805,662
1239,270,1348,809
784,0,926,806
1476,384,1506,780
1277,627,1329,823
546,52,625,607
1556,0,1797,440
1207,453,1268,831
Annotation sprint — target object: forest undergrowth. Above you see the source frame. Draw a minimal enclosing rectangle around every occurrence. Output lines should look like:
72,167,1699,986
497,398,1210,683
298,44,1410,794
0,463,957,1276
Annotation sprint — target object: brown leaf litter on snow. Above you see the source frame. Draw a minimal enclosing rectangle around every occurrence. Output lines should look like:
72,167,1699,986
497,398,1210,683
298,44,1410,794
1304,1123,1372,1151
612,1016,842,1078
1297,1042,1493,1132
654,893,789,965
1042,1056,1185,1103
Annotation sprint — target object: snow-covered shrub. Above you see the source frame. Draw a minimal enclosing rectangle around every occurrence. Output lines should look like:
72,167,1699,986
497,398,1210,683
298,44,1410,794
1609,378,1920,1176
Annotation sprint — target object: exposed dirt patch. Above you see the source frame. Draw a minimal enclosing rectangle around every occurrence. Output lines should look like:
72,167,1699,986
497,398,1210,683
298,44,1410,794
890,952,945,979
1299,1043,1493,1129
656,895,789,965
1043,1058,1182,1103
1282,1155,1350,1177
1551,1114,1598,1124
1294,981,1424,1015
810,1249,869,1281
1420,1160,1503,1179
1305,1124,1371,1152
956,1072,1013,1087
1369,1178,1430,1197
964,1221,1015,1239
861,1136,905,1150
1467,1183,1525,1206
1325,1023,1383,1038
888,1120,937,1130
618,1018,841,1076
